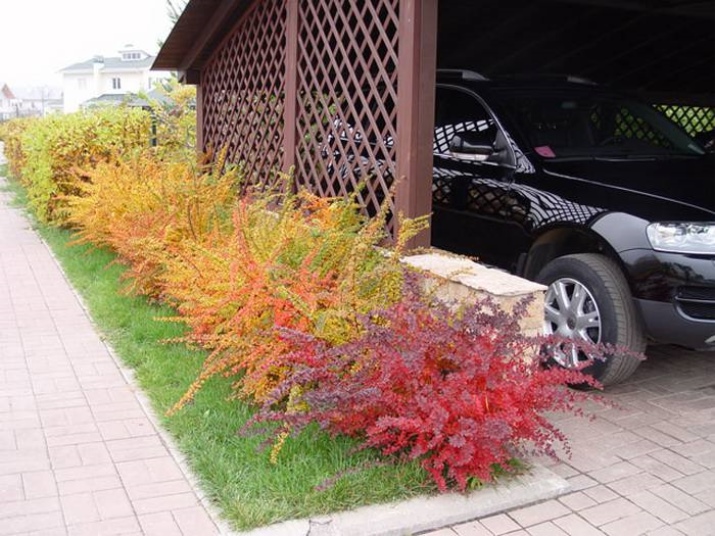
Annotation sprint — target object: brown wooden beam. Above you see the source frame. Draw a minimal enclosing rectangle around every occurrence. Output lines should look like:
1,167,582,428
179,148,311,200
395,0,438,248
178,0,249,73
196,81,205,154
283,0,298,178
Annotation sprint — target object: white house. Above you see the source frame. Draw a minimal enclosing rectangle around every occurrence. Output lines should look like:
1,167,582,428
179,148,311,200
0,83,21,121
60,45,172,113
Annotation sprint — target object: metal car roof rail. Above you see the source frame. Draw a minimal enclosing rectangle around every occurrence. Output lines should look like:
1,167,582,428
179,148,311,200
436,69,490,81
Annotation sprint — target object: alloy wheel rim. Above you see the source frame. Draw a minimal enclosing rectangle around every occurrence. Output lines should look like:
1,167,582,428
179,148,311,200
543,277,602,368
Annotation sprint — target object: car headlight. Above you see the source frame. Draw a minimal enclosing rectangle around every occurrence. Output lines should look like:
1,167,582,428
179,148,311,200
646,222,715,254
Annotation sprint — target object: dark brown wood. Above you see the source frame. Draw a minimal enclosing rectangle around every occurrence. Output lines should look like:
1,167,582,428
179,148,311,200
395,0,438,248
178,0,247,73
196,82,205,153
283,0,299,176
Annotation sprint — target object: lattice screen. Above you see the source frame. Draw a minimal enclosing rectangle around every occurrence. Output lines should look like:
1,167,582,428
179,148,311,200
656,105,715,137
201,0,287,187
294,0,401,232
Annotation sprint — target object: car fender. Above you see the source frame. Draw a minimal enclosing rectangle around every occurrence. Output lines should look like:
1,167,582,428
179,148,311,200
590,212,651,253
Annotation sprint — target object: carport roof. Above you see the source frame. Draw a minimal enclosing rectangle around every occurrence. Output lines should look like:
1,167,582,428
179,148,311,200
155,0,715,102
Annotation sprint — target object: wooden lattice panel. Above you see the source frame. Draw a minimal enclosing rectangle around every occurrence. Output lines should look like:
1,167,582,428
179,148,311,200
201,0,287,185
294,0,400,231
656,104,715,137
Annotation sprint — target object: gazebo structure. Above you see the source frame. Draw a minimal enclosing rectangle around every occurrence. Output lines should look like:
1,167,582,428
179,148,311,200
154,0,715,246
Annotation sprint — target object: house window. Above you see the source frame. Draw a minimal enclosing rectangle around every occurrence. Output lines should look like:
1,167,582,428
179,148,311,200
112,78,122,90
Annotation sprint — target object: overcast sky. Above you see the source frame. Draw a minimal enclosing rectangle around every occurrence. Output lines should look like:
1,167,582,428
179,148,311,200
1,0,177,88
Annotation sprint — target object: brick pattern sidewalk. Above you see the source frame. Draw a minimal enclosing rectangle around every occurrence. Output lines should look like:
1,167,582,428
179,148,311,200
0,178,225,535
422,346,715,536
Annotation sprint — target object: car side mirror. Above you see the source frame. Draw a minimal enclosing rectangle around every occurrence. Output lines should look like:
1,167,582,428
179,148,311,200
448,130,495,160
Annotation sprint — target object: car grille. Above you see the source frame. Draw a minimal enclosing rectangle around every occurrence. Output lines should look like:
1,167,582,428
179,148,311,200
676,287,715,321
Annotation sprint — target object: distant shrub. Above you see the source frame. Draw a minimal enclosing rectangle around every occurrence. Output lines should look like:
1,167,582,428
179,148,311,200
19,107,151,223
0,117,36,180
146,80,197,159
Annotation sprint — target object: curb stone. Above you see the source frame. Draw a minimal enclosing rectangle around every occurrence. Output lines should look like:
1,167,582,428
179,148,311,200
240,464,570,536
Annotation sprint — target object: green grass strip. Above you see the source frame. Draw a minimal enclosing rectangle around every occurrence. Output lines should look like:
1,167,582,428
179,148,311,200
2,179,431,531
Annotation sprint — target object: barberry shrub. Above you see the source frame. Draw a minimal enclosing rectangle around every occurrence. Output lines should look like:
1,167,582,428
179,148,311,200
163,187,427,406
65,149,239,297
246,275,599,492
18,107,152,223
0,117,36,180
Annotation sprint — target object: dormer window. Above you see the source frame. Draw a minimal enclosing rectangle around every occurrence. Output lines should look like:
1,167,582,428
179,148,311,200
122,52,142,61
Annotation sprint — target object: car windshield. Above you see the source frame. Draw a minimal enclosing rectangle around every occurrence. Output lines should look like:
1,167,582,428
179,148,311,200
498,91,706,160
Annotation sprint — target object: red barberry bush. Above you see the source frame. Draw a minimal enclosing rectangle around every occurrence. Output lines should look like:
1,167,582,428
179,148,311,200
247,275,601,492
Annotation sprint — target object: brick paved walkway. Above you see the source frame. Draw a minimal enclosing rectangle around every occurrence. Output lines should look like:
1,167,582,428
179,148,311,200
0,177,226,535
422,346,715,536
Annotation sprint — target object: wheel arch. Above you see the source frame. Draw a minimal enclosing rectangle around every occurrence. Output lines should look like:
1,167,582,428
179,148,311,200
521,225,627,283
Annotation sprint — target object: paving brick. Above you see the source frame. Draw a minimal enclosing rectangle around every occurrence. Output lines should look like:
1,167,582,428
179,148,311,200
137,512,183,536
629,455,685,482
66,516,141,536
646,527,685,536
580,497,642,527
671,470,715,495
607,472,666,496
452,521,494,536
124,480,193,501
672,509,715,536
171,506,219,535
588,460,642,484
0,497,61,519
583,485,619,504
553,514,606,536
60,493,100,525
55,464,117,483
480,514,521,535
525,521,569,536
650,448,705,475
601,510,664,536
0,474,24,503
650,483,710,516
558,491,597,511
93,489,134,520
0,512,65,536
56,475,123,496
22,471,58,499
629,490,690,524
508,500,571,527
133,492,199,515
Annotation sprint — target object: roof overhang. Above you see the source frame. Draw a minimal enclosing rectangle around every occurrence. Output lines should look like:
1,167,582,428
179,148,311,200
153,0,254,82
155,0,715,99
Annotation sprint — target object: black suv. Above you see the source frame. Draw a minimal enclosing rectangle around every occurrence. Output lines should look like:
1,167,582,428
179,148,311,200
430,71,715,385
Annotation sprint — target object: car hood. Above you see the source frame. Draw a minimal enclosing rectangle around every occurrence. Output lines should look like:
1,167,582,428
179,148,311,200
541,155,715,219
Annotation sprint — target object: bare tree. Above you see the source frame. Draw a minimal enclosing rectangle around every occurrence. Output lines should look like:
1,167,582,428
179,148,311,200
167,0,187,23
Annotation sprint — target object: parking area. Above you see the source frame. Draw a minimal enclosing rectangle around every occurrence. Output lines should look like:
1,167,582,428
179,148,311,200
424,344,715,536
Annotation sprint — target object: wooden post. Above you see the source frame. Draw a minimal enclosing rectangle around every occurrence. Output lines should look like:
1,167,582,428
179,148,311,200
395,0,438,248
283,0,299,177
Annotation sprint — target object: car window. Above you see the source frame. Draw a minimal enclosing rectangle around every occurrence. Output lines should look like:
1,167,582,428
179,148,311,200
498,93,705,159
434,87,494,153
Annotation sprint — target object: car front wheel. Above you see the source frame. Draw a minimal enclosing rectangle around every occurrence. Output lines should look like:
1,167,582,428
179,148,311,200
536,253,646,386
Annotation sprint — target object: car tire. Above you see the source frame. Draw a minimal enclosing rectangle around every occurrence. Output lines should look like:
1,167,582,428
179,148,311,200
536,253,646,386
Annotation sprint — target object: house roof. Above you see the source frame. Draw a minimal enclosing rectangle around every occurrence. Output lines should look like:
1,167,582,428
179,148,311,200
1,83,17,100
62,55,156,73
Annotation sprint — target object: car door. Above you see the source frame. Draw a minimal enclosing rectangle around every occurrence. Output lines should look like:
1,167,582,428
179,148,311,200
431,85,531,271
